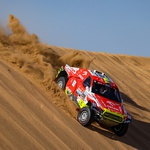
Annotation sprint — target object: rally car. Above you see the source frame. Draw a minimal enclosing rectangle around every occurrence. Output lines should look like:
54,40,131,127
55,64,131,136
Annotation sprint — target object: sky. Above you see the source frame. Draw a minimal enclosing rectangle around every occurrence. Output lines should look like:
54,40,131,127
0,0,150,57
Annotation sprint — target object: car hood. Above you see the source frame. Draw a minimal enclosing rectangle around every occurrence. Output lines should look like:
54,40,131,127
94,94,124,115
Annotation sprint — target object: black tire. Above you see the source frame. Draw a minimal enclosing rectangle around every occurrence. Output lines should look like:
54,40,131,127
77,107,93,127
111,123,129,136
57,77,66,90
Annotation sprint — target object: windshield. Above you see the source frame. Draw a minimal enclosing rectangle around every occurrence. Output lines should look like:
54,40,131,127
92,81,122,102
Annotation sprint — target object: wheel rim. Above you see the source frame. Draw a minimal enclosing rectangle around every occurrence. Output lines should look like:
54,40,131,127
80,110,88,122
58,81,63,89
114,124,122,131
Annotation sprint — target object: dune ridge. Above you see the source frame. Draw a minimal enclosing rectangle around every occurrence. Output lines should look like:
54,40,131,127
0,15,150,150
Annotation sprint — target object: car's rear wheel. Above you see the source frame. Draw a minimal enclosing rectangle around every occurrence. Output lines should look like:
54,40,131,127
111,123,129,136
77,107,93,127
57,77,66,90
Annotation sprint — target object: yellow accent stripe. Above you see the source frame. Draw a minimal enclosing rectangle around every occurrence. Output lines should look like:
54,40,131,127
78,99,88,108
103,77,109,84
102,108,124,123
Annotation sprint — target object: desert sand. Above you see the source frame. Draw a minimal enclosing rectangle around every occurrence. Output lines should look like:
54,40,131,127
0,15,150,150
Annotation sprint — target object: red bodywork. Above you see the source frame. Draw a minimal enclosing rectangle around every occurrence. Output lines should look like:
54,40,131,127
56,64,131,125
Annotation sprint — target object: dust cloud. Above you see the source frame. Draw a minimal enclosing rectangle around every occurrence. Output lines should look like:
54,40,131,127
0,15,93,116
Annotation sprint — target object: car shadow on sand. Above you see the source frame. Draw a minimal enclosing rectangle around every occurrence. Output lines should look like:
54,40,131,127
87,92,150,150
87,118,150,150
121,92,150,113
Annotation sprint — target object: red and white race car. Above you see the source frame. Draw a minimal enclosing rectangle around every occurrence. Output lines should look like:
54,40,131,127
55,64,131,136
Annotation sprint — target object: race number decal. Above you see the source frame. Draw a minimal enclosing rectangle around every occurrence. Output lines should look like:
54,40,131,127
72,80,76,87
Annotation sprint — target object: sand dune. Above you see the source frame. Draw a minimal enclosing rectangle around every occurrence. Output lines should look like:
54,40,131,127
0,15,150,150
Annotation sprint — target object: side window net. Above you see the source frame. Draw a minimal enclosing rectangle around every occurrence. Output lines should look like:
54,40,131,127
83,76,91,88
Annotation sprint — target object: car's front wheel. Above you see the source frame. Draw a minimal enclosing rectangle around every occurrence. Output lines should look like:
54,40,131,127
111,123,129,136
77,107,93,127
